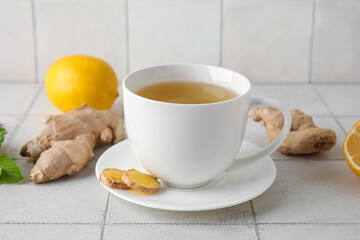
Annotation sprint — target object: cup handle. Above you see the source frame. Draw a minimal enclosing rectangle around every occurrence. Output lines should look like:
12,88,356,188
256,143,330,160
226,97,292,172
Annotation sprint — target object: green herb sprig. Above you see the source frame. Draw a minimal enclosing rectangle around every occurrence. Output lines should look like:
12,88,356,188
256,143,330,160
0,126,23,184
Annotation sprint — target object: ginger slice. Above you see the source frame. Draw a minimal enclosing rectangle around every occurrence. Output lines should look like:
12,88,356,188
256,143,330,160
121,169,161,193
99,168,130,190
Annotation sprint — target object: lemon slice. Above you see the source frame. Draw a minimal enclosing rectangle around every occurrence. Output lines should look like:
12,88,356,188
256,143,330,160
343,120,360,177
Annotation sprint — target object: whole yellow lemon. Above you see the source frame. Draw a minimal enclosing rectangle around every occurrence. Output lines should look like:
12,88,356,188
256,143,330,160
45,55,118,112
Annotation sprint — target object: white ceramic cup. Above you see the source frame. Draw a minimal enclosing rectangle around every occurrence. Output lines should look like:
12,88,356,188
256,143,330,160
123,64,291,188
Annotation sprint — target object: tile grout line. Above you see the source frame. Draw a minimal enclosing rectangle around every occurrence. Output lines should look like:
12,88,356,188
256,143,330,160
273,158,346,161
0,81,43,84
100,193,111,240
219,0,223,67
107,222,360,226
333,115,349,135
31,0,39,83
0,222,92,225
3,112,358,119
329,115,360,118
2,85,43,148
308,0,316,84
9,157,348,162
251,114,360,118
5,113,359,118
2,82,360,86
1,222,360,226
2,114,53,117
257,222,360,226
249,115,360,118
312,86,347,135
250,201,261,240
252,82,360,86
125,0,130,75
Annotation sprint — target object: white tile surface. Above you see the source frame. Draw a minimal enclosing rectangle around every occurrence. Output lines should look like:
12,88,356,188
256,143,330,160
315,85,360,116
0,84,41,115
107,195,253,224
3,116,45,159
251,85,329,116
311,0,360,83
253,161,360,223
222,0,312,83
35,0,127,81
259,224,360,240
0,224,102,240
128,0,220,71
0,116,22,146
1,82,359,237
104,224,257,240
270,117,346,160
0,159,108,223
0,1,35,82
337,117,359,133
0,116,22,159
27,87,63,115
110,96,124,117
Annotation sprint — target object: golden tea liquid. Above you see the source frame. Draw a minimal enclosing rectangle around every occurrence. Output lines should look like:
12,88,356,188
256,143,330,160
136,81,238,104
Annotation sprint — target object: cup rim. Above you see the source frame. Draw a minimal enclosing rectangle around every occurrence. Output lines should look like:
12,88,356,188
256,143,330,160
122,63,251,107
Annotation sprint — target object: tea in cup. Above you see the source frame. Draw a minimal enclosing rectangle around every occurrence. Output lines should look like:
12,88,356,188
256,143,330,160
123,64,291,188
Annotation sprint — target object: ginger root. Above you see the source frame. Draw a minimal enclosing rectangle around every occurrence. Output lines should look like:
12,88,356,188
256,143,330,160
121,169,161,193
20,104,125,183
253,107,337,155
100,168,130,190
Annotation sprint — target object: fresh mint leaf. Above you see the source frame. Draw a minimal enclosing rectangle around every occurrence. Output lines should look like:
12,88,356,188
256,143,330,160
0,126,23,184
0,127,6,148
0,155,23,184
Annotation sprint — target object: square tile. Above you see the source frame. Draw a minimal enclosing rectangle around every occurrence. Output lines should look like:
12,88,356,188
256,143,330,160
0,84,41,115
0,159,108,223
104,224,257,240
107,195,253,224
311,0,360,83
251,85,329,116
35,0,127,81
128,0,221,71
0,1,35,82
222,0,312,83
270,117,346,160
0,224,102,240
27,87,63,115
0,116,22,147
253,161,360,223
315,85,360,116
337,117,359,133
259,224,360,240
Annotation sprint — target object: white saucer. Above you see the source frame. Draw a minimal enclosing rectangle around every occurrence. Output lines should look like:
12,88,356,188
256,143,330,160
95,140,276,211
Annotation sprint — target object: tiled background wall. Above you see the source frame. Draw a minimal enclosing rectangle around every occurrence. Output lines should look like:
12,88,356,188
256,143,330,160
0,0,359,83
